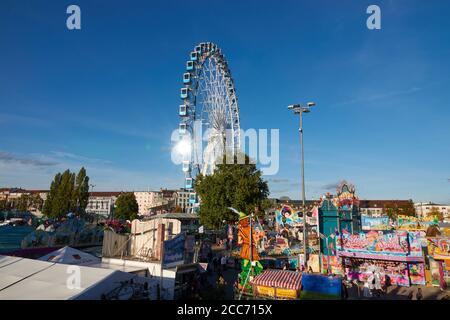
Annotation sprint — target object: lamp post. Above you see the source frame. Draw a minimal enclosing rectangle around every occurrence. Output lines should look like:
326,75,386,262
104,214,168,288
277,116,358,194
288,102,316,271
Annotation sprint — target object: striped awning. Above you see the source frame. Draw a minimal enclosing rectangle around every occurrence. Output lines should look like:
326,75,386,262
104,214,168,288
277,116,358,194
251,270,302,290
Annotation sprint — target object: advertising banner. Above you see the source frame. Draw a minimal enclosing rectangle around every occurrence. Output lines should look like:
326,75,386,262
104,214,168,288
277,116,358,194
163,232,186,267
336,230,425,258
361,215,390,230
276,205,303,227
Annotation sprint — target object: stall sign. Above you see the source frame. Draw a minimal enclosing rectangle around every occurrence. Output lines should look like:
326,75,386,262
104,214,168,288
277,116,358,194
276,288,297,299
256,285,275,297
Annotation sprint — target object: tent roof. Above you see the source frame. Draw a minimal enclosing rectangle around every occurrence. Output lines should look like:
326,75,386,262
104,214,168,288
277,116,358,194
38,246,101,266
0,255,134,300
251,269,302,290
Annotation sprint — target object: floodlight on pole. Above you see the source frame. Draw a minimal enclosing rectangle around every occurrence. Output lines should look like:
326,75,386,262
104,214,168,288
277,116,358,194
287,101,317,271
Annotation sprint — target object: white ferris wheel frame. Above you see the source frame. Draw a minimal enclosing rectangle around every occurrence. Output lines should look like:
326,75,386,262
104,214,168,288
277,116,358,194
179,42,241,189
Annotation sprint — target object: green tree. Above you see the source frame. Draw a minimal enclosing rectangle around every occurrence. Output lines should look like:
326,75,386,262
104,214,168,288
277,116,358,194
30,193,44,211
51,169,75,217
428,207,443,221
0,199,6,211
114,192,138,221
43,172,61,217
173,205,183,213
17,194,30,211
42,168,90,218
384,204,399,221
194,153,269,229
384,200,416,221
399,200,416,217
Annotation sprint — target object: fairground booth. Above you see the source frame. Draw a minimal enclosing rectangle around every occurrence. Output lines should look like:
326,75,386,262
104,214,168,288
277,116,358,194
318,181,361,273
317,182,429,286
337,230,426,286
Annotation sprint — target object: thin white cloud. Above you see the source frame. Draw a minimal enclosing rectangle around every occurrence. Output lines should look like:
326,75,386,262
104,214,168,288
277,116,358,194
50,151,112,165
332,86,422,108
0,149,182,192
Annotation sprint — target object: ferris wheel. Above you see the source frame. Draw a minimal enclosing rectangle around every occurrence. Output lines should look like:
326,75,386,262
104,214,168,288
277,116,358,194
177,42,241,196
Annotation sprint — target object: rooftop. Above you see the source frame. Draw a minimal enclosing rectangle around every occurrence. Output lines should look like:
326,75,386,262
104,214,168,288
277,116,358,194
147,212,199,220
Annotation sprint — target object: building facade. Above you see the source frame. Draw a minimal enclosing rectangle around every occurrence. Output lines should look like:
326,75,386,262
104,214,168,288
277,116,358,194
134,191,170,216
86,192,122,218
359,200,412,217
174,190,195,212
0,188,47,216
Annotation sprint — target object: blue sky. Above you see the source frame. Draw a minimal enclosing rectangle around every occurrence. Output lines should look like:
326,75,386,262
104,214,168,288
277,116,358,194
0,0,449,203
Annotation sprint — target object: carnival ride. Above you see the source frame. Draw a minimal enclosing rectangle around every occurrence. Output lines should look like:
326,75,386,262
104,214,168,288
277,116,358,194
176,42,241,207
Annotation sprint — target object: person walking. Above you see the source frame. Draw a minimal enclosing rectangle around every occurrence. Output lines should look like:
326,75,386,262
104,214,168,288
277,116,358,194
221,255,227,272
207,251,213,263
212,256,218,272
216,273,227,299
374,271,382,297
384,274,391,294
342,280,349,300
416,288,423,300
363,280,371,298
407,290,414,300
367,272,375,296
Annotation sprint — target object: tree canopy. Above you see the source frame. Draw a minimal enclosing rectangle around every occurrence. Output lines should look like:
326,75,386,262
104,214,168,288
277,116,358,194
428,207,443,221
383,200,416,221
194,153,269,229
42,167,90,218
114,192,139,221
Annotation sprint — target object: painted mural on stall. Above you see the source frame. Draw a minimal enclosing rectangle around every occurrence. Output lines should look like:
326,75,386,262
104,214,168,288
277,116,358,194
397,215,438,231
361,215,391,231
427,237,450,261
336,230,425,257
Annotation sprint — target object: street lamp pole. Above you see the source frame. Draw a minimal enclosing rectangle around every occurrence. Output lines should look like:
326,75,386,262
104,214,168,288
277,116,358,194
288,102,316,271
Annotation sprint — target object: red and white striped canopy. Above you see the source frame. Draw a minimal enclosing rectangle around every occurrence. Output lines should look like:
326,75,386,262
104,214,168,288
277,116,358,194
251,270,302,290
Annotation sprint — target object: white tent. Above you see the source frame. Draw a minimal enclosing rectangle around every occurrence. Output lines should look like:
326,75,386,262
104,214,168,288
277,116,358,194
38,246,101,266
0,255,153,300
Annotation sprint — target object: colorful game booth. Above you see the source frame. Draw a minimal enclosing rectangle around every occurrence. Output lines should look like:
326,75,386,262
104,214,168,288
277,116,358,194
317,181,442,288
